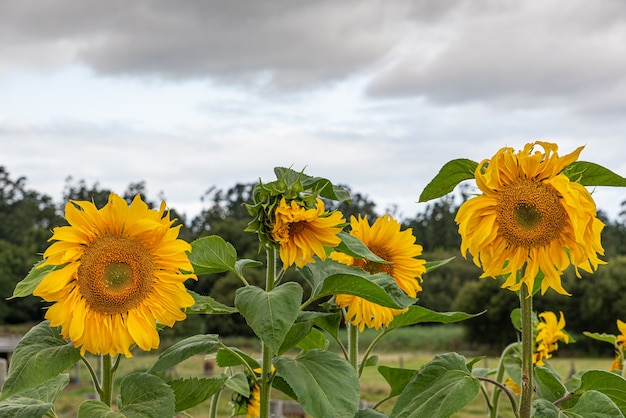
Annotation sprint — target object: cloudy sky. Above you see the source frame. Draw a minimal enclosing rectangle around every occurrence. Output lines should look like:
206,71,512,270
1,0,626,221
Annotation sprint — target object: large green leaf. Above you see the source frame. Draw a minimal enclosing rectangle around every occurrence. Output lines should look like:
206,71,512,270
299,260,416,309
390,353,480,418
419,159,478,202
0,322,81,400
0,374,69,417
583,331,617,346
537,390,625,418
214,347,260,369
235,283,303,355
388,306,484,330
185,290,238,315
148,334,220,373
562,370,626,414
296,327,329,352
378,366,417,398
535,366,567,402
78,373,175,418
565,161,626,187
277,321,313,355
274,349,360,418
169,377,227,413
189,235,237,275
9,260,58,299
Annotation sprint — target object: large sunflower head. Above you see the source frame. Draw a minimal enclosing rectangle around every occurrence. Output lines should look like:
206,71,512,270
33,193,196,357
455,141,606,295
271,197,345,268
333,214,427,331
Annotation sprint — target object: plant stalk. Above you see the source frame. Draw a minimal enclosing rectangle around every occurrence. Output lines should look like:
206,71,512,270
348,321,359,371
259,247,278,418
100,354,114,407
519,285,533,418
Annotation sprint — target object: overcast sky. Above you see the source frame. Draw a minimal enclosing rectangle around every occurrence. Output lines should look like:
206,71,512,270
1,0,626,222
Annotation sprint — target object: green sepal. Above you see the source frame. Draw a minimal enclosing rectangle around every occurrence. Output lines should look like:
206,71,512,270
9,260,61,299
419,159,478,203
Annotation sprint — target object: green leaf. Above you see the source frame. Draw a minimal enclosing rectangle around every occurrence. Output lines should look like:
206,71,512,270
424,257,454,273
189,235,237,275
0,321,81,400
583,331,617,346
390,353,481,418
215,347,260,370
335,232,389,264
419,159,478,202
273,167,351,202
274,349,360,418
169,376,227,413
562,390,624,417
9,260,59,299
148,334,220,373
378,366,417,398
185,290,238,315
0,396,55,418
225,372,250,397
277,321,313,355
304,311,342,340
535,366,567,402
565,161,626,187
299,260,416,309
235,258,263,276
510,308,522,332
562,370,626,414
118,372,175,417
0,374,69,418
532,398,561,418
388,306,484,330
235,283,303,354
296,327,329,352
78,400,125,418
356,410,389,417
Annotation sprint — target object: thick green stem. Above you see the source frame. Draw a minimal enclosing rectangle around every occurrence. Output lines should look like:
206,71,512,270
348,322,359,371
259,247,278,418
100,354,114,406
519,286,533,418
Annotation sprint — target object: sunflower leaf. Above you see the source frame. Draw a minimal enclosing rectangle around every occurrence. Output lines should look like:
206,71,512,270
378,366,417,398
388,306,484,330
77,400,125,418
0,321,81,401
9,260,59,299
560,370,626,414
185,290,237,315
583,331,617,346
0,374,69,417
235,283,303,355
565,161,626,187
335,232,390,263
299,259,416,309
169,377,227,413
215,346,260,370
277,321,314,355
273,167,351,202
189,235,237,275
274,349,360,418
419,159,478,202
390,353,481,418
424,257,454,273
148,334,220,373
117,372,175,417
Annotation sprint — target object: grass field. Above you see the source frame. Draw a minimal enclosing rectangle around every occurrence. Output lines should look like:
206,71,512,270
30,325,610,418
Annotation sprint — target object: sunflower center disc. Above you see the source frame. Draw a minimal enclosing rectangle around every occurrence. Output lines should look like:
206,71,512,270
496,178,567,248
77,235,155,314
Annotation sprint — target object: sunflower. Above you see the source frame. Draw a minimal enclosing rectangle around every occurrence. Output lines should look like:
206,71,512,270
533,311,569,366
333,215,426,331
271,197,345,268
617,319,626,347
246,384,261,418
33,193,196,358
456,141,605,295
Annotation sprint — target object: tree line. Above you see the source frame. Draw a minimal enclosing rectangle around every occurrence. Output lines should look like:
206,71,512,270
1,165,625,352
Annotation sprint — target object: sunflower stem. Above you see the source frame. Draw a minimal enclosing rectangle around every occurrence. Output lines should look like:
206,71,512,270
348,321,359,371
259,247,278,418
519,286,533,418
100,354,115,407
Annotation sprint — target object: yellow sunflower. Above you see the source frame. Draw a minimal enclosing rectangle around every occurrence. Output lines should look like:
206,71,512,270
246,384,261,418
271,197,345,268
33,193,196,358
617,319,626,347
456,141,605,295
333,215,426,331
533,311,569,366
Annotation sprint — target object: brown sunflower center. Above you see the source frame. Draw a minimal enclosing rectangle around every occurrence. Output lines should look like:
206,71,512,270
77,235,155,315
496,178,567,248
289,221,308,236
356,246,393,275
